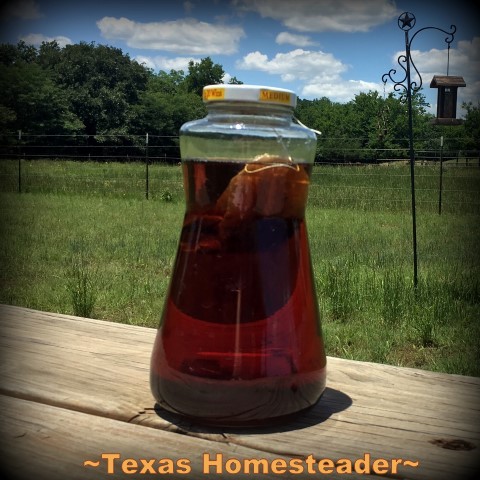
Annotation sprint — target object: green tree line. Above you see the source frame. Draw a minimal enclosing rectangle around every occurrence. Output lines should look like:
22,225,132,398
1,40,478,160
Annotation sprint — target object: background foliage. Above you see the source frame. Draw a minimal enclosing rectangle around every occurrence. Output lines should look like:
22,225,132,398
1,40,478,158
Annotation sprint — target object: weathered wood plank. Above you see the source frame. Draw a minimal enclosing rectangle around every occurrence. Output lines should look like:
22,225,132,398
7,395,372,480
1,304,479,479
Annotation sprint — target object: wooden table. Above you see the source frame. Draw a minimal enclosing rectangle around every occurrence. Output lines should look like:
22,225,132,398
0,304,478,479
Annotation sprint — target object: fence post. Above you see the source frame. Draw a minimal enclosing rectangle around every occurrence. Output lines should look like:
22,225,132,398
145,133,149,199
438,136,444,215
18,130,22,193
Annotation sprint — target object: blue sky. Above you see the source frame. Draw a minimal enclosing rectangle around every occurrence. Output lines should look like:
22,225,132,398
1,0,479,116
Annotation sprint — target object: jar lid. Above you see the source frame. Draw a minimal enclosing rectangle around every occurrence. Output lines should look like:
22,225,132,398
203,84,296,108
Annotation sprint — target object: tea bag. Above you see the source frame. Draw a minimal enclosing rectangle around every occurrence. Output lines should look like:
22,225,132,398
217,154,309,224
247,158,289,217
216,164,257,221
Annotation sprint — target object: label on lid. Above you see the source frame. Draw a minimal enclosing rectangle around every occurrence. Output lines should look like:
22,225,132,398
259,89,292,105
203,88,225,101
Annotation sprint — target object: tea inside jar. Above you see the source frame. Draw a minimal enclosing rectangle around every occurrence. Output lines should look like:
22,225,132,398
173,156,311,323
150,156,326,424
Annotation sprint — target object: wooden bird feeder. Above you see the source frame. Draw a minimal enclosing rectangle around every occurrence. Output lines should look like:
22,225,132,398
430,75,466,125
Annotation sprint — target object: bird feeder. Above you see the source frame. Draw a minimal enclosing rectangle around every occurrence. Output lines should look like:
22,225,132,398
430,75,466,125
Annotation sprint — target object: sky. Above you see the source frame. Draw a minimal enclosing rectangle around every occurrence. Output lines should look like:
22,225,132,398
1,0,479,117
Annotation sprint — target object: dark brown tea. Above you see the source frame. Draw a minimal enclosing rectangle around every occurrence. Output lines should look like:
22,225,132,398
150,157,326,425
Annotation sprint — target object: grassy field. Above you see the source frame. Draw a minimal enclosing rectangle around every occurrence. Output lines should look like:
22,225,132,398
1,158,479,213
1,159,479,376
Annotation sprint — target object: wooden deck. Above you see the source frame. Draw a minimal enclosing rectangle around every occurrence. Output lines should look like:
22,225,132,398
0,304,478,479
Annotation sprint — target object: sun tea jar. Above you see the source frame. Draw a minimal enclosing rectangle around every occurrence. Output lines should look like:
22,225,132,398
150,84,327,426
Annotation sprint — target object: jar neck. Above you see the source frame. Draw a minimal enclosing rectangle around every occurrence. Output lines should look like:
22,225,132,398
206,101,294,126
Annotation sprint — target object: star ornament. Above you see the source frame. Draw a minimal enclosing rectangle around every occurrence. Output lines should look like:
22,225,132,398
398,12,416,31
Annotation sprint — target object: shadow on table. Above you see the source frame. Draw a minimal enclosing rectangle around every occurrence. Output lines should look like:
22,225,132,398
153,387,352,434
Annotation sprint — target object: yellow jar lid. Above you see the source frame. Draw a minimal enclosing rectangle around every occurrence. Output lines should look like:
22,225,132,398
203,84,296,108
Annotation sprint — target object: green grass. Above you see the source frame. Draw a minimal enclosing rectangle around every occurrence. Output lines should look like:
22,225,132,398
1,158,479,213
0,192,183,326
307,210,479,375
1,159,479,376
0,159,184,201
307,161,480,214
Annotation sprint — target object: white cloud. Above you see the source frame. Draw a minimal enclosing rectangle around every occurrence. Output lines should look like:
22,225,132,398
237,48,347,82
302,79,385,102
0,0,42,20
232,0,399,32
97,16,245,55
237,47,386,102
20,33,72,48
134,55,200,72
276,32,315,47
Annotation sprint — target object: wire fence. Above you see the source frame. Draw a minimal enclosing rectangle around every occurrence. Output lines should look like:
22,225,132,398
2,132,479,163
0,133,181,164
0,134,479,214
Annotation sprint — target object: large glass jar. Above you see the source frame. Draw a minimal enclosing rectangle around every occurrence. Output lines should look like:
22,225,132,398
150,84,326,426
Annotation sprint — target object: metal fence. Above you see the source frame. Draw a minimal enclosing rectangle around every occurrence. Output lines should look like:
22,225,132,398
0,134,479,214
0,133,181,164
1,133,479,164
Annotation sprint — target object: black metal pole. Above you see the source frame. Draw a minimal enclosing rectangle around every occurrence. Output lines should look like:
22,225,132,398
145,132,149,200
404,31,419,288
18,130,22,194
438,136,444,215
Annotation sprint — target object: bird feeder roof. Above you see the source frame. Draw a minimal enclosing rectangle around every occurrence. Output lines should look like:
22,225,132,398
430,75,466,88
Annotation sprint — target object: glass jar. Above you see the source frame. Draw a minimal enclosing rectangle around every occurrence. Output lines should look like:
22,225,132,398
150,84,326,426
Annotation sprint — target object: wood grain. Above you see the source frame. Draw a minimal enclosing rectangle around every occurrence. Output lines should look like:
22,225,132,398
1,304,479,479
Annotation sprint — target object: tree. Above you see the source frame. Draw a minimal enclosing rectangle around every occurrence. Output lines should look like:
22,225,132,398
184,57,225,96
463,101,480,149
296,97,360,162
132,70,205,138
228,76,243,85
0,104,16,132
37,41,62,69
0,40,37,65
348,91,384,152
52,42,149,137
150,69,187,95
0,62,82,135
